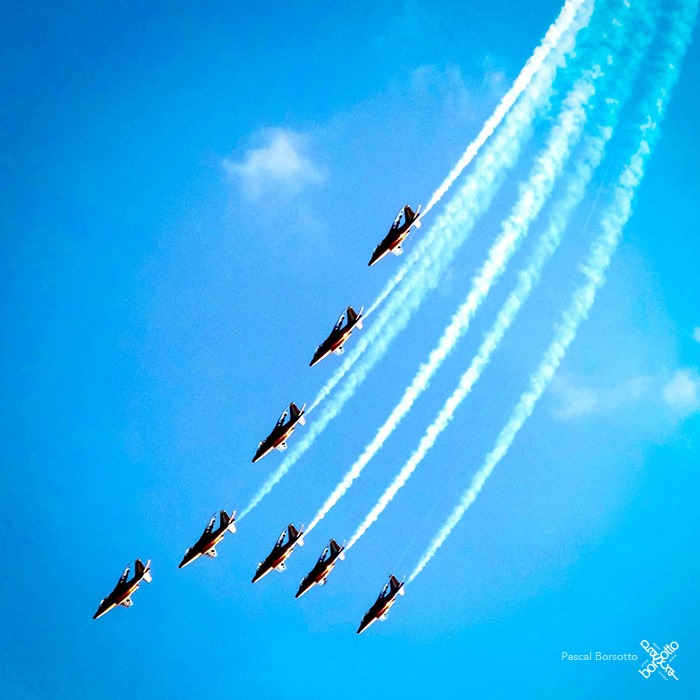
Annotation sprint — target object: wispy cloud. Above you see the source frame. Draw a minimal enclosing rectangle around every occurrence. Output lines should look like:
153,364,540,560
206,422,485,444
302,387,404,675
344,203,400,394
410,63,474,118
551,373,652,419
692,327,700,343
551,369,700,420
550,375,601,419
223,127,326,200
409,60,508,122
662,369,700,416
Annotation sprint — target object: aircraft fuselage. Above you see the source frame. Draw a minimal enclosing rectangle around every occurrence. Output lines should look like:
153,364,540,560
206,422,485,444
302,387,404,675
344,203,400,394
252,544,296,583
252,423,299,463
179,530,227,568
93,579,144,620
296,560,337,598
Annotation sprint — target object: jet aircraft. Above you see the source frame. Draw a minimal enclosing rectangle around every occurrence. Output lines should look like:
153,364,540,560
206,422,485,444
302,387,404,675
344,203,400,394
93,559,152,620
309,307,364,367
295,538,345,598
179,510,236,569
252,523,305,583
252,402,306,463
356,574,404,634
368,205,422,266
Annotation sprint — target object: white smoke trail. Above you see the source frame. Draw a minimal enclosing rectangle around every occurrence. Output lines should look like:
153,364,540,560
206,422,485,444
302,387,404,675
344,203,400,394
239,1,592,520
408,0,699,583
364,0,591,319
341,0,658,552
310,0,594,411
421,0,589,218
307,67,601,536
305,7,593,415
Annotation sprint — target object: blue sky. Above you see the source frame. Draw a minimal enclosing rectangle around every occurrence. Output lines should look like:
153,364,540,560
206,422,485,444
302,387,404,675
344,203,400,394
2,1,699,697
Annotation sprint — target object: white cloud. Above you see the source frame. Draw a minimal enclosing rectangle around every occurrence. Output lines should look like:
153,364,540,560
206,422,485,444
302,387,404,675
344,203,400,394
409,60,507,122
550,373,652,420
480,54,508,93
223,128,326,200
692,327,700,343
410,64,467,120
550,375,599,420
552,369,700,422
662,369,700,416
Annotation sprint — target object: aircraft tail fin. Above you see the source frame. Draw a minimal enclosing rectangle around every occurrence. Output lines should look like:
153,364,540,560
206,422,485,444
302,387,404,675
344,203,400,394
289,523,304,547
221,510,237,533
406,204,421,228
329,539,343,559
290,402,306,426
347,306,363,330
135,559,152,583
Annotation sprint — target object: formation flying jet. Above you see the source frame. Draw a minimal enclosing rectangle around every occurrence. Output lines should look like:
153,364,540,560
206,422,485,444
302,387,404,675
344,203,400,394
252,402,306,463
368,205,422,267
179,510,236,569
295,538,345,598
309,307,364,367
357,574,404,634
93,559,152,620
252,523,305,583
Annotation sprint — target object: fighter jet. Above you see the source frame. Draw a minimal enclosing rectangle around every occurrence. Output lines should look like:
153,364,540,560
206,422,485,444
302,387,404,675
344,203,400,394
295,539,345,598
309,307,364,367
356,574,404,634
179,510,236,569
252,402,306,463
368,205,422,266
252,523,304,583
93,559,152,620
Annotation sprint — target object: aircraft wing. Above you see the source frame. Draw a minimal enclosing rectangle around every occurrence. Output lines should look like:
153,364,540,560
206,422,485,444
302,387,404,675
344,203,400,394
204,514,216,535
118,564,130,585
